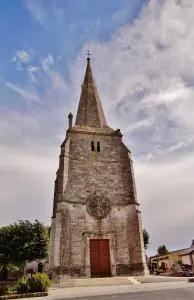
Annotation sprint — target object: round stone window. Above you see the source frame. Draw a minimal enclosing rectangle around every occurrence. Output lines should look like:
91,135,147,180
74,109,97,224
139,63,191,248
86,194,110,219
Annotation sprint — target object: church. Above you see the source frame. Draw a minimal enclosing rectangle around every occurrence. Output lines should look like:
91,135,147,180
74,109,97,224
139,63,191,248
50,55,148,279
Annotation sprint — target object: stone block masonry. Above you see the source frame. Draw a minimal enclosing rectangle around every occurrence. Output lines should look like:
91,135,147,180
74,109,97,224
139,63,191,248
49,57,148,280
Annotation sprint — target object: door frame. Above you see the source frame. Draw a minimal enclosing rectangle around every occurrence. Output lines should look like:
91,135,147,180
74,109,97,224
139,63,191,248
82,232,116,277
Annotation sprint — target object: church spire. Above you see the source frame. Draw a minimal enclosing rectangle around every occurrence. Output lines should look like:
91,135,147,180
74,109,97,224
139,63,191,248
75,53,107,128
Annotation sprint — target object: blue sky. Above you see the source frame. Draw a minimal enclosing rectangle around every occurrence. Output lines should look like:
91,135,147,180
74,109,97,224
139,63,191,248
0,0,147,82
0,0,194,256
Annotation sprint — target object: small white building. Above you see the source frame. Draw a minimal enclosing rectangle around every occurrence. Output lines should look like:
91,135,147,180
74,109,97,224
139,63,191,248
26,258,50,274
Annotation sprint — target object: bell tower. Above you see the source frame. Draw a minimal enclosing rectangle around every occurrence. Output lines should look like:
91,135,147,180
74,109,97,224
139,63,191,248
50,55,148,280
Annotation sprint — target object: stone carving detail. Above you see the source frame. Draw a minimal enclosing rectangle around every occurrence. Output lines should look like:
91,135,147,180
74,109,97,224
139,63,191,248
86,193,110,219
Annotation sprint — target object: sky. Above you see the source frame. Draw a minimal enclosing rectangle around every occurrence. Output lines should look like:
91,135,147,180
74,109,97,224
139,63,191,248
0,0,194,256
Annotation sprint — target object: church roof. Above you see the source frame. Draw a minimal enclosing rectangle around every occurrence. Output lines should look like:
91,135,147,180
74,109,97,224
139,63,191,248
75,57,107,128
179,246,194,256
179,240,194,256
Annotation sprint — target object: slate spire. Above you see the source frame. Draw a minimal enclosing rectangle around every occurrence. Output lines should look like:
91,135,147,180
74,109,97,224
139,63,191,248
75,56,107,128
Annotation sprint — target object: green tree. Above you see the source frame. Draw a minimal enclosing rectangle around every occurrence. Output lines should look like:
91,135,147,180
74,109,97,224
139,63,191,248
157,245,169,255
143,228,149,250
0,220,50,270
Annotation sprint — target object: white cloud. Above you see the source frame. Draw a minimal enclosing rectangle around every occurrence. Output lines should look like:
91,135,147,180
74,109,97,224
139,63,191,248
166,142,188,153
1,0,194,256
10,50,40,82
122,119,153,133
69,0,194,254
24,0,48,29
41,55,54,72
12,50,31,64
140,84,190,106
50,70,67,91
0,108,60,226
0,145,56,226
140,142,189,163
27,65,40,82
135,152,194,253
72,0,194,144
5,81,41,103
27,66,39,73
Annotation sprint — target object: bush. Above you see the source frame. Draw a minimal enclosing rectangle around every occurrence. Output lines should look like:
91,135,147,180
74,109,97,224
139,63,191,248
16,276,29,293
29,273,51,292
7,286,17,294
0,285,9,296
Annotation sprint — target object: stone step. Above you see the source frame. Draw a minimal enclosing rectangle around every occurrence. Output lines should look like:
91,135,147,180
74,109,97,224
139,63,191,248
135,275,191,283
52,276,140,288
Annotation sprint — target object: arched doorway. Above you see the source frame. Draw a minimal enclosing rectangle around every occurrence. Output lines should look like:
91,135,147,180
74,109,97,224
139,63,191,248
38,262,43,273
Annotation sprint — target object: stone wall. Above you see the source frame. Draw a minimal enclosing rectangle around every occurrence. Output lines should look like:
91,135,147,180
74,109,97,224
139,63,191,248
50,129,147,278
62,133,136,205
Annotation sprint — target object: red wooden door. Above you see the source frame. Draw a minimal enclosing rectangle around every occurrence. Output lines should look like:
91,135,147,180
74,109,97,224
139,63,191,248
90,239,100,276
90,239,111,277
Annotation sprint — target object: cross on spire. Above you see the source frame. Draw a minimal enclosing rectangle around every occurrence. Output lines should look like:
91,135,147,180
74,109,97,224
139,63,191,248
86,50,92,61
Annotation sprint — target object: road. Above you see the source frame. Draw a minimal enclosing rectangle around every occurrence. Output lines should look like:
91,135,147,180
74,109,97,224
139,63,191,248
57,287,194,300
27,282,194,300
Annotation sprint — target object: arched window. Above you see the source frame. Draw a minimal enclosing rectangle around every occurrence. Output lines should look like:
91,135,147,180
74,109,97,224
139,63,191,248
97,141,100,152
91,141,95,152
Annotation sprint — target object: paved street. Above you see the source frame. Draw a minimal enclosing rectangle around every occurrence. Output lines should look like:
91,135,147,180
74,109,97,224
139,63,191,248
55,287,194,300
26,282,194,300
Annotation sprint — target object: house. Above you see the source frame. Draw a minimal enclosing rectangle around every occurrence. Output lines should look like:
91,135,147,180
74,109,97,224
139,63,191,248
0,259,50,281
179,240,194,267
26,258,50,275
150,249,187,272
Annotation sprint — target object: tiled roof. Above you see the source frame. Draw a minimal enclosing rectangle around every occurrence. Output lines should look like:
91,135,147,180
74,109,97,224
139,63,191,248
180,246,194,256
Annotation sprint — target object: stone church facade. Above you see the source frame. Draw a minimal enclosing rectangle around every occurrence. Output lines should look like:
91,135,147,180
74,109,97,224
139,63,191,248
50,57,148,279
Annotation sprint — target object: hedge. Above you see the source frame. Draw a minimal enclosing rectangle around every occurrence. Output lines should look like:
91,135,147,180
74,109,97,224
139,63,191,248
0,291,48,299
